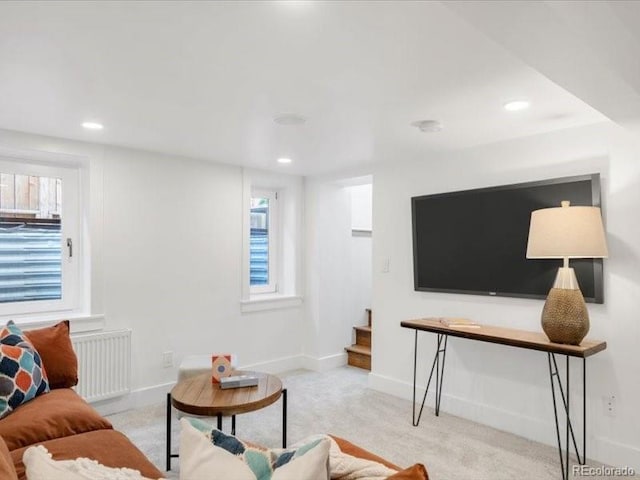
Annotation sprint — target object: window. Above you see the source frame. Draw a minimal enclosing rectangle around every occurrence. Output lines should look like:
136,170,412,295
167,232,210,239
250,189,277,294
241,170,303,311
0,159,80,316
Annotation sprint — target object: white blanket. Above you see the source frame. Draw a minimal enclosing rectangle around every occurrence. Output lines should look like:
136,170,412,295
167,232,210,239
23,445,164,480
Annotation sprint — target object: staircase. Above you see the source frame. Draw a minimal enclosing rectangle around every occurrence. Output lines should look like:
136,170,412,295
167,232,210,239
345,309,372,371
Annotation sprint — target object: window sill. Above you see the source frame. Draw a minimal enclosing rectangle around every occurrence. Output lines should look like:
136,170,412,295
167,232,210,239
240,295,303,313
4,313,105,333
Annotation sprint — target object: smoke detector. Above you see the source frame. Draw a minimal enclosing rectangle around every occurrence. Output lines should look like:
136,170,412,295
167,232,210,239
411,120,443,132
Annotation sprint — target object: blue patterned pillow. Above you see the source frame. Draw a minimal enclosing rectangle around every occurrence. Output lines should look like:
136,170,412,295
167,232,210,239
0,321,50,418
180,417,330,480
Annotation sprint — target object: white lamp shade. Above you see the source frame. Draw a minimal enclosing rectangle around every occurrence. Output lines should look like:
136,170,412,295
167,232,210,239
526,202,608,259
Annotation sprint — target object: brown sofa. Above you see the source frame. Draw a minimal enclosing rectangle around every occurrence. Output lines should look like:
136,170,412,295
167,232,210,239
0,321,164,480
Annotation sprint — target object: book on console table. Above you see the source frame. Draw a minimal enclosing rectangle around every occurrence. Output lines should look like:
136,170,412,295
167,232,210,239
437,317,481,328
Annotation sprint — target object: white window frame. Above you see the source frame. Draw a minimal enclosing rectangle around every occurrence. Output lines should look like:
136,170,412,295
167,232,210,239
0,158,81,317
250,188,278,295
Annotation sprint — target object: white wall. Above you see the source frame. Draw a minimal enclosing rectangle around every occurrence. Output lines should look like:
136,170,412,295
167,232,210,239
370,121,640,469
303,180,352,367
0,128,306,406
100,146,306,391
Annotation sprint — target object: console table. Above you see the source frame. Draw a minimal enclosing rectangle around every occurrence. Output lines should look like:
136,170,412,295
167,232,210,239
401,318,606,480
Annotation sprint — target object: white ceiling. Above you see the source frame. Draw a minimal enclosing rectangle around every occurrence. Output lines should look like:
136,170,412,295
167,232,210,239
0,1,632,176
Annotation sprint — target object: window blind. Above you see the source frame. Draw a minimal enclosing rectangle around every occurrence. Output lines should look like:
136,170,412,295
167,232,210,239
0,218,62,303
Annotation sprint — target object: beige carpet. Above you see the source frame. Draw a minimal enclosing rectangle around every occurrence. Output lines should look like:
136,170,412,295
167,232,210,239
108,366,637,480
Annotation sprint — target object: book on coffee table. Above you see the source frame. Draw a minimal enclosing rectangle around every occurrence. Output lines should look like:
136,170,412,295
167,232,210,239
438,317,480,328
220,374,260,389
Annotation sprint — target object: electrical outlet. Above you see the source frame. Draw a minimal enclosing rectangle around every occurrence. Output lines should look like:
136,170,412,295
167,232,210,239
162,351,173,368
604,395,616,417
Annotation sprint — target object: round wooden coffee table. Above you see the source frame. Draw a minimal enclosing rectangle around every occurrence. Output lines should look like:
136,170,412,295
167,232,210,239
165,371,287,471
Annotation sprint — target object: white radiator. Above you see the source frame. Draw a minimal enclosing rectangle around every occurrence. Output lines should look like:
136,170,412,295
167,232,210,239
71,329,132,403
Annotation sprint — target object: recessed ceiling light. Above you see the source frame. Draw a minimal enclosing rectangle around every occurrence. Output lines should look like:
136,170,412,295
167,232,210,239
504,100,530,111
82,121,104,130
274,114,306,126
411,120,443,133
277,157,292,164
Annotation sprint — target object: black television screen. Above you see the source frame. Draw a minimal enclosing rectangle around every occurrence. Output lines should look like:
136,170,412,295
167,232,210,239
411,174,603,303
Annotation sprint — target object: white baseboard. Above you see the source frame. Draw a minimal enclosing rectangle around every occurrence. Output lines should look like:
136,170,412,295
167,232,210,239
368,372,551,443
93,352,347,417
93,355,307,416
232,352,346,374
368,372,640,472
242,351,347,373
301,352,348,372
593,437,640,472
240,354,307,374
93,381,174,417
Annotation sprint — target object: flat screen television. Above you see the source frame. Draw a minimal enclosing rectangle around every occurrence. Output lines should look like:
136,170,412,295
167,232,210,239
411,174,604,303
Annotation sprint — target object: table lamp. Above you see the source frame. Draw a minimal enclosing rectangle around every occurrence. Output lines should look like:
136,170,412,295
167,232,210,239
526,201,608,345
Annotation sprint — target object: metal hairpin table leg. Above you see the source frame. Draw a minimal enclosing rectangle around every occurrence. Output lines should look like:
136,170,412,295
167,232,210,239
166,393,179,471
548,353,587,480
166,393,171,471
412,331,448,426
282,388,288,447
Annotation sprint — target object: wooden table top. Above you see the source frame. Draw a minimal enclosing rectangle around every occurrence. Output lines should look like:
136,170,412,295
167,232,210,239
400,318,607,358
170,371,283,416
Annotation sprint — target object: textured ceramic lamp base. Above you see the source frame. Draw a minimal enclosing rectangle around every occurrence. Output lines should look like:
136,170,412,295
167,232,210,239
541,287,590,345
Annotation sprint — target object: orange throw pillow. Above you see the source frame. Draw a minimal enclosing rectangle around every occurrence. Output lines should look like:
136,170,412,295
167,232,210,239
24,321,78,389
